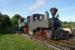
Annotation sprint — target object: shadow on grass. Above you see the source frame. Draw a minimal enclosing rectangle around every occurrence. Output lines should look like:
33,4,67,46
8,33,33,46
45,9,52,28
0,31,16,37
0,27,17,37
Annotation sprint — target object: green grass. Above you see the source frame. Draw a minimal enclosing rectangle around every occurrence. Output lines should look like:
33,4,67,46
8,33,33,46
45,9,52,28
0,34,50,50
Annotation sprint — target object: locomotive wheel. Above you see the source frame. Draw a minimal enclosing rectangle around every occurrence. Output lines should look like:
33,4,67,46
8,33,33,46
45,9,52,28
19,27,24,33
21,26,29,34
29,31,33,36
36,29,47,39
22,27,25,33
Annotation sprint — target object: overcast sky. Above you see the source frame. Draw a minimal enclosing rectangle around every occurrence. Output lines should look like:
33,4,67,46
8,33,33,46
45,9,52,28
0,0,75,22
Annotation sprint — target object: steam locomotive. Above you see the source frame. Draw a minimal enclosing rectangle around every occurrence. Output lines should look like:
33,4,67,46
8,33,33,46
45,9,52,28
18,8,72,40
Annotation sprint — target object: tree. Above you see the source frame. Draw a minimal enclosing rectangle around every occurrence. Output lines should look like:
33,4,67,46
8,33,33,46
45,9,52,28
0,12,4,28
0,12,11,26
0,12,3,17
3,15,11,26
0,12,4,22
11,14,21,27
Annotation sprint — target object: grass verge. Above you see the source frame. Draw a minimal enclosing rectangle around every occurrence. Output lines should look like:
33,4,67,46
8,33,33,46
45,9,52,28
0,34,50,50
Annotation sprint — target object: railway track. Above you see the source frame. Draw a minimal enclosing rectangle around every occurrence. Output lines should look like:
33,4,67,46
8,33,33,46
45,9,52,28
21,34,75,50
22,34,61,50
47,39,75,50
37,37,75,50
33,37,70,50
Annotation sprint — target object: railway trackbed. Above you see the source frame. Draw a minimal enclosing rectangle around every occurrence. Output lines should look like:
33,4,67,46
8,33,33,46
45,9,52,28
21,34,75,50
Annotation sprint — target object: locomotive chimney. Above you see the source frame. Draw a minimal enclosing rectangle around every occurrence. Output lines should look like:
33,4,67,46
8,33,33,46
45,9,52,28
50,8,58,18
50,8,58,39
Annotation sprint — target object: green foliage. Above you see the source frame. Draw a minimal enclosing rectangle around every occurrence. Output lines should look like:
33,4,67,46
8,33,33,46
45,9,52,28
3,15,11,26
61,21,75,28
0,12,3,17
11,14,21,27
0,34,50,50
0,13,11,26
0,12,11,32
0,13,4,22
